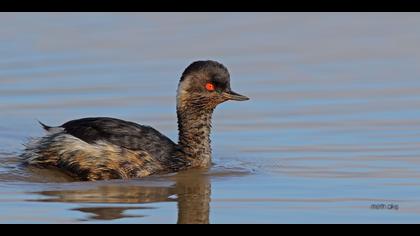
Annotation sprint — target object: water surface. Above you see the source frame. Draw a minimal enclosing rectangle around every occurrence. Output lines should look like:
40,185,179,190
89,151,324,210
1,13,420,223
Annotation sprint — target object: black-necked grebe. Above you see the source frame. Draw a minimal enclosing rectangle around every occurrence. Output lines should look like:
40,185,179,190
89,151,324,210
22,60,249,181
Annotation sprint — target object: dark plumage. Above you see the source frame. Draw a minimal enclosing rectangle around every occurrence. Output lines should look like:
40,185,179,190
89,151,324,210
22,60,249,181
61,117,178,159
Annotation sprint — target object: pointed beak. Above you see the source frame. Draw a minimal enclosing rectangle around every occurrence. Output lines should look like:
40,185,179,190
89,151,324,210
222,90,250,101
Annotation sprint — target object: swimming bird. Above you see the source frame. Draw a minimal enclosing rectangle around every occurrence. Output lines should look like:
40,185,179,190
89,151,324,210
22,60,249,181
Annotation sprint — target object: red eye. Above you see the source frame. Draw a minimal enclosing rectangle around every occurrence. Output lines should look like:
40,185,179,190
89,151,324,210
205,83,215,91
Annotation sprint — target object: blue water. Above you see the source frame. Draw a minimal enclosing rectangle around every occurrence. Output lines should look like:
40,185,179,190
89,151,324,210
1,12,420,223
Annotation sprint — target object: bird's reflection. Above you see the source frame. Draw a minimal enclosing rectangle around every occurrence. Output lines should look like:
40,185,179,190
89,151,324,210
175,170,211,224
30,169,211,224
73,206,151,221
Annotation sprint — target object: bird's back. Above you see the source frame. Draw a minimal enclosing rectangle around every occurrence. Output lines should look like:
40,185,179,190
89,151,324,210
23,117,185,181
61,117,178,162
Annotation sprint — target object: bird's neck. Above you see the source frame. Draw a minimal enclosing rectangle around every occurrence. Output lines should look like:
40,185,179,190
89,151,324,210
176,105,214,168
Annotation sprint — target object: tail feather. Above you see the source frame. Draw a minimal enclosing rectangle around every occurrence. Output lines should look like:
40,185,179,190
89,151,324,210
37,120,64,134
37,120,52,131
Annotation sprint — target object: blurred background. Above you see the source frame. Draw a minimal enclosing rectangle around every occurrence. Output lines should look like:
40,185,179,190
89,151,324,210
1,13,420,223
